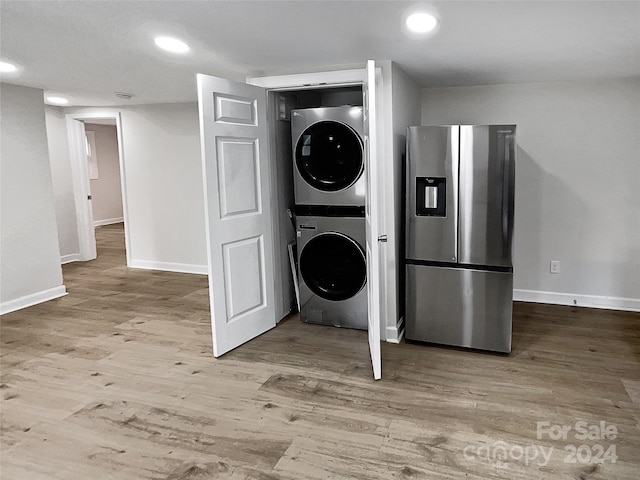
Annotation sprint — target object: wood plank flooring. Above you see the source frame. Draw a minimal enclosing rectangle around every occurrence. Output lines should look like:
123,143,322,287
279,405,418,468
1,223,639,479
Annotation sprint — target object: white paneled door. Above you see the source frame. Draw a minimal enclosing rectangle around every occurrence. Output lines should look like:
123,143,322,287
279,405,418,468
197,66,382,379
364,60,382,380
197,74,276,357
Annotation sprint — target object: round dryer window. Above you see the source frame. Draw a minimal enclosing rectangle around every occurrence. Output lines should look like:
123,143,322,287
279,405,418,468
295,121,364,192
300,232,366,301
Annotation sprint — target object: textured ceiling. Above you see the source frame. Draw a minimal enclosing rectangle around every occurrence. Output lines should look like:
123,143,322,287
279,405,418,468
1,1,638,106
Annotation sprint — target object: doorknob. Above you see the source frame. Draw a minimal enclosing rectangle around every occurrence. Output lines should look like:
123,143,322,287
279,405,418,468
378,235,387,242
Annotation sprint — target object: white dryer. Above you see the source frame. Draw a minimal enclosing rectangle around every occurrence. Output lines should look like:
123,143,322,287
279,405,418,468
291,106,365,207
296,213,367,330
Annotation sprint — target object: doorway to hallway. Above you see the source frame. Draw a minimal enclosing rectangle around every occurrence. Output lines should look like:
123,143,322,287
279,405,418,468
66,112,131,265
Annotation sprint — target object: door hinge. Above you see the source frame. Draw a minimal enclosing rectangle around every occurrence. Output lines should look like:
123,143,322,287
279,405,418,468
378,235,387,243
87,195,92,200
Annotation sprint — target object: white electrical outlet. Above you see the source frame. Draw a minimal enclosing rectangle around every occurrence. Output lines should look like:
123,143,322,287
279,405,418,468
550,260,561,274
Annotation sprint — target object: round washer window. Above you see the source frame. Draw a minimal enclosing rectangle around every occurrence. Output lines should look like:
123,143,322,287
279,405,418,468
295,121,363,192
300,232,366,301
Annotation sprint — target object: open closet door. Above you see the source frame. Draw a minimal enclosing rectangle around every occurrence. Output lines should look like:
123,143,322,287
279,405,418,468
364,60,382,380
197,74,276,357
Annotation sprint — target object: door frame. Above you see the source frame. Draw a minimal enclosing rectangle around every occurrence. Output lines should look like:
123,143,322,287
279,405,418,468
247,67,388,341
66,112,131,264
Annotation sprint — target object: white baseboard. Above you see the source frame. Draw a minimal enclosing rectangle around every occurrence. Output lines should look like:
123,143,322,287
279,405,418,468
514,289,640,313
0,285,67,315
94,217,124,227
128,259,208,275
61,253,81,264
385,316,405,343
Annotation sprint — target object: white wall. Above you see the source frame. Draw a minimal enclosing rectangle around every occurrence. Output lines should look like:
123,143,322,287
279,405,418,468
421,77,640,310
384,63,421,340
1,84,66,314
84,123,123,225
45,106,79,260
55,103,207,274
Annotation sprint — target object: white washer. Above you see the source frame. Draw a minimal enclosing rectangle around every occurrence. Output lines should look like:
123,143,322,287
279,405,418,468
291,106,365,207
296,214,367,330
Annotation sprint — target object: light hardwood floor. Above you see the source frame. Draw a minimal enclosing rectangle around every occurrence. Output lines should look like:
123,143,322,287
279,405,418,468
1,223,639,479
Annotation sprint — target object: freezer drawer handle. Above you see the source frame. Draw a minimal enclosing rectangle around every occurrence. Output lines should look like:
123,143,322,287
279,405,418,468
378,235,387,243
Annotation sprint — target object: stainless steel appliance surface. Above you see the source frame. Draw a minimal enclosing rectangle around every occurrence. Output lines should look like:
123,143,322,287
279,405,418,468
291,106,366,207
296,214,367,330
405,265,513,352
405,125,516,353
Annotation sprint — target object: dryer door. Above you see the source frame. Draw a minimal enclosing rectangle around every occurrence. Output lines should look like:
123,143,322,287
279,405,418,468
299,232,367,302
295,121,364,192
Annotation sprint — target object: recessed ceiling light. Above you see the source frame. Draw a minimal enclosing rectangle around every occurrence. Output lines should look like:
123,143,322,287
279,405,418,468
114,92,134,100
406,12,438,34
0,60,18,73
46,96,69,105
154,36,190,54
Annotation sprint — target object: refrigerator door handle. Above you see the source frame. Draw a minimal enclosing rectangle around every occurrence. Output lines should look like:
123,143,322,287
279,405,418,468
501,133,514,244
501,139,508,238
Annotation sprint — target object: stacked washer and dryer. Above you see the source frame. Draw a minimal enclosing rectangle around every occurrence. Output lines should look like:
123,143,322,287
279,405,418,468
291,106,368,330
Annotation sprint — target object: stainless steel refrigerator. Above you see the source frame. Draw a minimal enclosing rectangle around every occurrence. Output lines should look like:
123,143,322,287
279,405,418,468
405,125,516,353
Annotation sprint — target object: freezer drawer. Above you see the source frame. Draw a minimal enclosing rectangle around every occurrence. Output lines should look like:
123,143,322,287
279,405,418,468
405,264,512,353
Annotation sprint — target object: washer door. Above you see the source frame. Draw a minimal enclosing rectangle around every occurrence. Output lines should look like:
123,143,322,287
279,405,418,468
295,121,364,192
300,232,366,301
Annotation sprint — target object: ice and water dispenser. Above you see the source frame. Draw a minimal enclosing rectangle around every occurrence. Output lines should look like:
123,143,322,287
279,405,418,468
415,177,446,217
